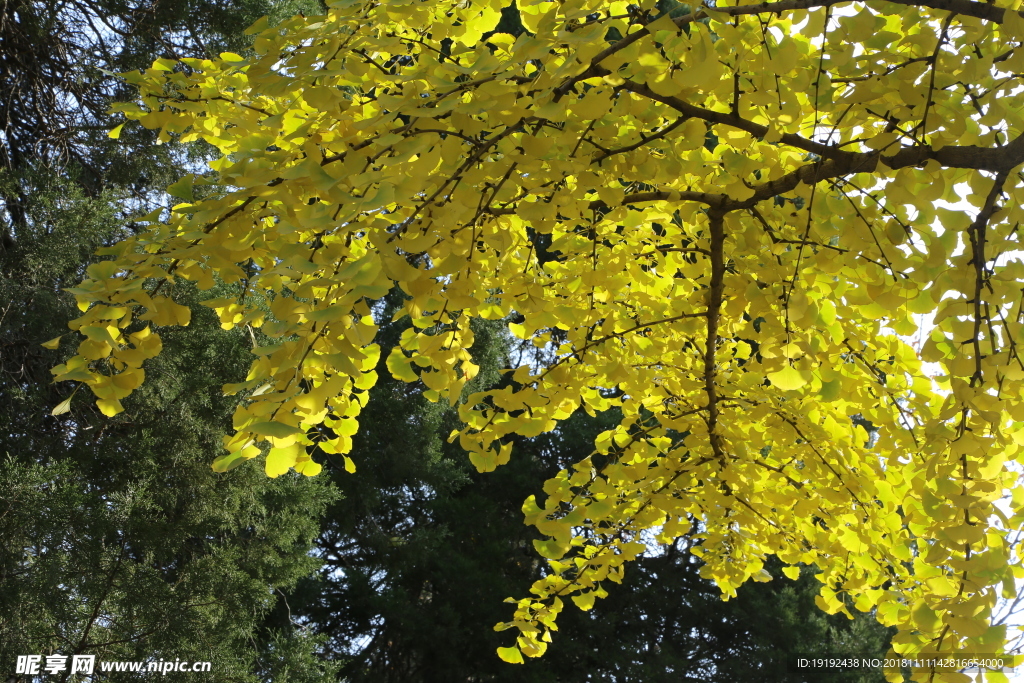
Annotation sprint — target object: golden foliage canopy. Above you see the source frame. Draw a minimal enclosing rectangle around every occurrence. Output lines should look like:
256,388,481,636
52,0,1024,675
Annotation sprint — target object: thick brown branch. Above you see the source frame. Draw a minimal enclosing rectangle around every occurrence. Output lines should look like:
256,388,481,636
484,125,1024,219
710,0,1014,23
616,77,850,162
967,170,1009,387
484,189,722,216
705,210,727,466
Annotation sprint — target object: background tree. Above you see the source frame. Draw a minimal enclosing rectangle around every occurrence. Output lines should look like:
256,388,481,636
0,0,327,209
0,0,336,680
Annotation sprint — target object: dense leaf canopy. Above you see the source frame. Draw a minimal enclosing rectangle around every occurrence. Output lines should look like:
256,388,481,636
53,0,1024,676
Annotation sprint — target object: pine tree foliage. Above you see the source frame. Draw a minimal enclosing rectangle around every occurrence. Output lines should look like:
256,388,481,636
1,204,339,680
0,0,326,189
1,0,337,680
53,0,1024,675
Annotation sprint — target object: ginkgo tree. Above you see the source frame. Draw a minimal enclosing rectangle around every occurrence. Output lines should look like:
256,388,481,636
47,0,1024,677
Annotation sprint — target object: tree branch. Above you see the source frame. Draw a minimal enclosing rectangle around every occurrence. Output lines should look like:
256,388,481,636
705,210,727,467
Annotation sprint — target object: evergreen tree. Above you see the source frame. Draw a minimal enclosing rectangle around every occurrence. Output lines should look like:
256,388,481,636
0,0,326,203
0,1,336,680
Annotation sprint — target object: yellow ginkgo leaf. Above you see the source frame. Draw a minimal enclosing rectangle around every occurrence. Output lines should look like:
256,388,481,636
51,396,73,416
768,365,807,391
96,398,123,417
570,592,596,611
265,444,301,477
